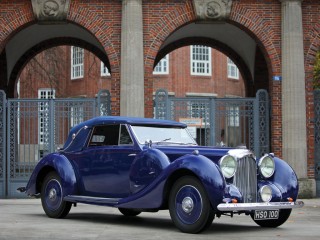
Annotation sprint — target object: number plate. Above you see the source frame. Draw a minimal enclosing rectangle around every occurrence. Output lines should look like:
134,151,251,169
254,210,279,220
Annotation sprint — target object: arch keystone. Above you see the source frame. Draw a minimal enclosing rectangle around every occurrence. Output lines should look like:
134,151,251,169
31,0,70,23
193,0,233,21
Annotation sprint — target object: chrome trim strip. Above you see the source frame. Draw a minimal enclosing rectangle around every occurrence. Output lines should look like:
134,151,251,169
217,201,304,211
64,195,120,205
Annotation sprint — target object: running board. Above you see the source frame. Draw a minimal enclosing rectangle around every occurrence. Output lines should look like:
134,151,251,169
64,195,121,206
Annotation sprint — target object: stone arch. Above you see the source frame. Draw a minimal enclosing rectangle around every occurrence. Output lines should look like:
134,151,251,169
154,37,254,96
7,37,110,97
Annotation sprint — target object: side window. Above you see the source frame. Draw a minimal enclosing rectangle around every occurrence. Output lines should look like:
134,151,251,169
119,125,133,145
89,125,120,146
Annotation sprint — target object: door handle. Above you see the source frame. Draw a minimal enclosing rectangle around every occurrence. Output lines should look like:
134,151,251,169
128,153,136,157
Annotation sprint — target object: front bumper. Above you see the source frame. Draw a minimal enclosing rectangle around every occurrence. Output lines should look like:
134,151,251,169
217,200,304,212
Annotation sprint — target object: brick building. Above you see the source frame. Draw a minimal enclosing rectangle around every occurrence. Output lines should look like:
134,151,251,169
0,0,319,197
18,45,245,99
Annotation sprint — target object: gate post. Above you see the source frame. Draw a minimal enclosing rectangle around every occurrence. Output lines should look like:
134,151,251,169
315,90,320,196
209,98,216,146
254,90,270,157
0,90,6,197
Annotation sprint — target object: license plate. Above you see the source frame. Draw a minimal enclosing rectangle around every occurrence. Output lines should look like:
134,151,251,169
254,210,279,220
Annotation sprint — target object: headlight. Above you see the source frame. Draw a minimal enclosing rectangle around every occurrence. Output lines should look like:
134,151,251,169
258,155,275,178
260,185,272,202
219,155,237,179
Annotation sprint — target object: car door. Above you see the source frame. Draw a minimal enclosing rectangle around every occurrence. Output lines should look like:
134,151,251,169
72,124,139,198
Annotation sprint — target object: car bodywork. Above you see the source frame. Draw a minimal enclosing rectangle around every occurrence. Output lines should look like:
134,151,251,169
20,116,304,233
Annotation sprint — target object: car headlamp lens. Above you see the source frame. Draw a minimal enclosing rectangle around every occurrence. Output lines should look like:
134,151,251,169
260,185,272,202
219,155,237,179
258,155,275,178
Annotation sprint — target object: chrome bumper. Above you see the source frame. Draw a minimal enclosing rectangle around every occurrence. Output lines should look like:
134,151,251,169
217,200,304,211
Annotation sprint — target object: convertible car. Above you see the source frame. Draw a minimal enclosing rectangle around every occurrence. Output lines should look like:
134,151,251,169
19,116,304,233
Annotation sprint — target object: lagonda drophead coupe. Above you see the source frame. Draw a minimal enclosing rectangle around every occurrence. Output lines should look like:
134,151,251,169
19,116,304,233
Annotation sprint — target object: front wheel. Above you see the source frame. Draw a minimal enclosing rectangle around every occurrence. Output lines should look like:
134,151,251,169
251,209,292,228
41,172,72,218
169,176,214,233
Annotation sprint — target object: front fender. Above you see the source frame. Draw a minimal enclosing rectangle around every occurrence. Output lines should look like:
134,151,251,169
25,153,77,198
117,153,225,209
269,157,299,200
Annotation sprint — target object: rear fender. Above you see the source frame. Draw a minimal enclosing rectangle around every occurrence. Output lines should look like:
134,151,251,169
25,153,77,197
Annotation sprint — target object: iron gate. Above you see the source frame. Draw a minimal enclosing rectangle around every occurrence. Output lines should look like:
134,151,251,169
315,90,320,197
155,89,270,157
0,90,111,198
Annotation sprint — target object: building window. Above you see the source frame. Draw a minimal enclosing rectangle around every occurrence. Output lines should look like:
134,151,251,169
38,89,55,145
71,46,84,79
101,61,110,76
191,45,211,76
227,58,239,79
153,55,169,74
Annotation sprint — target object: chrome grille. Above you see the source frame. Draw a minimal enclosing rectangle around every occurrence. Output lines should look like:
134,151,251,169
233,156,257,203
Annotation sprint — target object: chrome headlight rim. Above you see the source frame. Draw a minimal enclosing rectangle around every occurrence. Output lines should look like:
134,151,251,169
258,154,275,179
259,185,272,202
219,155,237,179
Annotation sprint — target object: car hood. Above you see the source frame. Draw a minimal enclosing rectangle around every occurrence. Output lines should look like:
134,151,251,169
150,145,233,164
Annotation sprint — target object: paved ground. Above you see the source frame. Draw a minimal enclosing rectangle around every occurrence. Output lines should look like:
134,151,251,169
0,198,319,240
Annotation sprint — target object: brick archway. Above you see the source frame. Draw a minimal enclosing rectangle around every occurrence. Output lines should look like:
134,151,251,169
0,1,122,114
143,2,280,155
7,37,110,98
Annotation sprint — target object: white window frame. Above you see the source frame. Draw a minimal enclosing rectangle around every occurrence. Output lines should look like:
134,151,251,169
101,61,110,76
38,89,55,145
227,58,239,79
190,45,211,76
153,55,169,74
71,46,84,79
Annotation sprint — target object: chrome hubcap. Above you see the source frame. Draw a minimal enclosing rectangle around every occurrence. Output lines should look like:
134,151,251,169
48,188,57,201
182,197,194,213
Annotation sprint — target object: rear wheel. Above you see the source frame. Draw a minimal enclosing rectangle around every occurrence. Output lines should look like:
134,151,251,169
41,172,72,218
251,209,292,228
169,176,214,233
118,208,141,216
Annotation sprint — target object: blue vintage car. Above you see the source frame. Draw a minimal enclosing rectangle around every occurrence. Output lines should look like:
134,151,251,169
19,116,304,233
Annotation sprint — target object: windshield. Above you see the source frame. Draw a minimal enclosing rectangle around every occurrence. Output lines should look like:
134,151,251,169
131,126,197,145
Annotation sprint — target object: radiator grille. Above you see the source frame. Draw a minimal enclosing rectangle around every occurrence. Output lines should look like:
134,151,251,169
233,156,257,203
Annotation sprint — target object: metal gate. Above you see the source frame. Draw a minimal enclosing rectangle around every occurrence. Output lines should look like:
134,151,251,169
315,90,320,197
0,89,111,198
155,89,270,157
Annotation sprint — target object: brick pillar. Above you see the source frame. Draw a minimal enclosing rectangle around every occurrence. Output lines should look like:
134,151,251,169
280,0,315,197
120,0,144,117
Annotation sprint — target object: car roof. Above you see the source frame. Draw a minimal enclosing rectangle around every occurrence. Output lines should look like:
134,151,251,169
74,116,187,130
